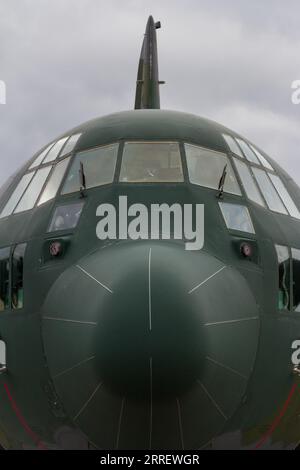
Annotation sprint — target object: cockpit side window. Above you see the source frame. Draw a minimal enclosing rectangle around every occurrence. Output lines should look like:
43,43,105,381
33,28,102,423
252,168,288,215
275,245,290,311
48,202,84,232
269,174,300,219
222,134,244,159
224,133,300,218
235,139,260,165
119,142,183,183
43,137,70,164
14,166,52,214
219,202,255,234
62,144,118,194
29,133,82,170
248,144,274,171
38,158,70,206
222,134,274,171
185,144,241,195
0,247,10,312
59,133,82,158
233,158,265,207
29,143,56,169
0,172,34,218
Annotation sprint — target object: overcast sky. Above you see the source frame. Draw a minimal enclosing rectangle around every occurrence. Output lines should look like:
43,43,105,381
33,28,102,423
0,0,300,186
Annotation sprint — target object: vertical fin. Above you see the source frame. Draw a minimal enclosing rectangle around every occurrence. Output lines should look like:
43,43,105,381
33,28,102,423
134,16,163,110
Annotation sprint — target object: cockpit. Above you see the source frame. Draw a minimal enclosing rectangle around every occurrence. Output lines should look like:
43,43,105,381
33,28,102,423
0,132,299,237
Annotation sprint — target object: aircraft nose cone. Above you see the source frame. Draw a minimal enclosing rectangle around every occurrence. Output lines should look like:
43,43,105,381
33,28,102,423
94,246,207,399
42,242,260,449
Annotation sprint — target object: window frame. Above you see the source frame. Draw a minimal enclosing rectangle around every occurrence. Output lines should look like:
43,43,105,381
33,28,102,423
268,173,300,220
0,172,35,219
233,157,266,208
37,157,71,207
252,167,288,215
222,134,245,159
28,132,82,171
13,166,52,214
0,152,72,218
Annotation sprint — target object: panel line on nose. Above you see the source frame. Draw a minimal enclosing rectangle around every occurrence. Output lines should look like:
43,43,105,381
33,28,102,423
206,356,247,380
148,248,152,331
204,316,259,327
149,356,153,450
197,381,227,420
176,398,185,450
188,266,226,294
43,317,97,326
73,381,103,421
53,355,96,379
115,397,125,450
76,265,113,294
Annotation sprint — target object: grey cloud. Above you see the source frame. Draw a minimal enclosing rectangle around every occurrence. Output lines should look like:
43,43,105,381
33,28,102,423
0,0,300,186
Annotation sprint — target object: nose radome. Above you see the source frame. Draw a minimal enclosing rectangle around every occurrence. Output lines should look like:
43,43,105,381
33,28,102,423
42,242,260,449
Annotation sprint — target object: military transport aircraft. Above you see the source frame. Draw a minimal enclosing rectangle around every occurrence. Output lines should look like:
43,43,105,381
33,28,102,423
0,16,300,450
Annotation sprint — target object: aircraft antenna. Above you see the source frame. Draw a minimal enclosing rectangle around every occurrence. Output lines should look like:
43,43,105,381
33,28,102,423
134,16,165,109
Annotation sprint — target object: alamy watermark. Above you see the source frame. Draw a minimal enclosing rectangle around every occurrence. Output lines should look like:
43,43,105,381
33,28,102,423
96,196,204,251
291,80,300,104
0,80,6,104
291,340,300,365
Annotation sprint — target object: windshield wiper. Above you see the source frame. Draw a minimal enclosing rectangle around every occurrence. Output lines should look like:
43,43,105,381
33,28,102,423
217,164,227,199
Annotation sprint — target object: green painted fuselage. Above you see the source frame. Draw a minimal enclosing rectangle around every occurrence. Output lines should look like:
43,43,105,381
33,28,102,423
0,110,300,450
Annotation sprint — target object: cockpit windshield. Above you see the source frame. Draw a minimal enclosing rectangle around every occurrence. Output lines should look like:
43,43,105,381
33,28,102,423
119,142,183,183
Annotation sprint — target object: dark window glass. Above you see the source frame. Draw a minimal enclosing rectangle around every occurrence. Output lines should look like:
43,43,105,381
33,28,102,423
0,248,10,312
12,244,26,310
48,202,84,232
292,248,300,312
276,245,290,311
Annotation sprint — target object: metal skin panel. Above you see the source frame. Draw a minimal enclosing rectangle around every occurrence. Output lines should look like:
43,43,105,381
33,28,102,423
41,244,259,449
0,127,299,449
